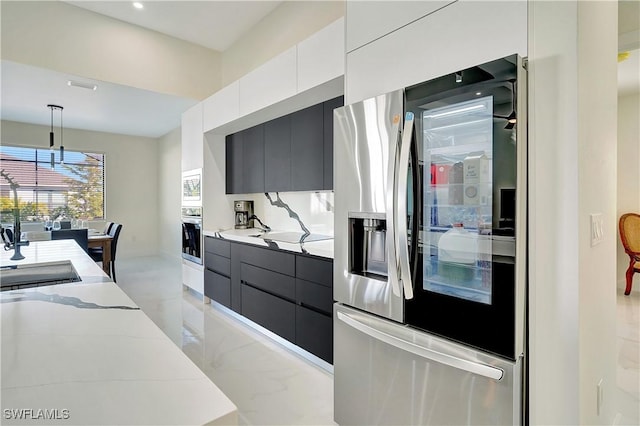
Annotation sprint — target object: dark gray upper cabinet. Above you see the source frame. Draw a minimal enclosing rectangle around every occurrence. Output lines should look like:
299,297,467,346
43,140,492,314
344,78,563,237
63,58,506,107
264,115,292,192
242,125,265,194
291,104,324,191
225,132,243,194
225,96,343,194
323,96,344,190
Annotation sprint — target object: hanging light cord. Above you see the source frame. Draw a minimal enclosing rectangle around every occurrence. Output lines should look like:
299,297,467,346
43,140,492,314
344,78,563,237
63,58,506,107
49,106,54,148
60,107,64,165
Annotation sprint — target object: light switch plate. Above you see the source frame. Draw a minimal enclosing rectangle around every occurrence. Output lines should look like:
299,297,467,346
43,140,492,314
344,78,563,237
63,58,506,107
590,213,604,246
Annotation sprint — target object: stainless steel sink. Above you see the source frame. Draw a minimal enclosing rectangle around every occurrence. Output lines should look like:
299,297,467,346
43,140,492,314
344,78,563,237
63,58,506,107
0,260,81,291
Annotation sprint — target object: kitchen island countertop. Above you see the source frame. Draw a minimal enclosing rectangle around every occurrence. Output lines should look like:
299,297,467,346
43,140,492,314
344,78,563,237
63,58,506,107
1,240,237,425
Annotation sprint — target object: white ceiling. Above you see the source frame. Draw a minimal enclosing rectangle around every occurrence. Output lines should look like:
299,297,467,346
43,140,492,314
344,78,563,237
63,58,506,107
1,60,197,138
64,0,282,52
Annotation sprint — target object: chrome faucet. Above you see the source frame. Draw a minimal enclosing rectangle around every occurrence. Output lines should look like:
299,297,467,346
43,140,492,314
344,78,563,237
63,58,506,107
1,169,29,260
249,215,271,232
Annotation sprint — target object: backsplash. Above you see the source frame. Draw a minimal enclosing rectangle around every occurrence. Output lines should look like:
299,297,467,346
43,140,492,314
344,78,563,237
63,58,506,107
253,191,334,236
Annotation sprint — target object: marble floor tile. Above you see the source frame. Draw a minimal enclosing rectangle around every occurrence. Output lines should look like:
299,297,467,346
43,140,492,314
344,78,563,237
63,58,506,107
117,256,335,425
116,256,639,425
616,290,640,425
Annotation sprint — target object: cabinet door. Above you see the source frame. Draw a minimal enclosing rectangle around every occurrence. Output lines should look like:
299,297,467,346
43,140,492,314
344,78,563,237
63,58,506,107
291,104,324,191
204,270,231,308
323,96,343,190
204,237,230,258
230,242,243,313
264,115,292,192
225,132,243,194
242,125,265,194
296,255,333,288
345,1,455,53
242,284,296,342
296,278,333,315
296,306,333,363
205,252,231,276
241,244,295,276
241,263,295,301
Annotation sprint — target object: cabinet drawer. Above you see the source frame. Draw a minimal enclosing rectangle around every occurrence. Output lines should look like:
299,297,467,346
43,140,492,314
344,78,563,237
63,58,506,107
242,244,295,276
296,278,333,315
296,256,333,287
204,270,231,308
242,284,295,342
295,306,333,363
205,252,231,276
241,263,295,301
204,237,231,257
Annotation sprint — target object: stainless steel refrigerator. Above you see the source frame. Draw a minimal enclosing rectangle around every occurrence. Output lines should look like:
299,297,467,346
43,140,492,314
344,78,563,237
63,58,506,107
333,55,527,425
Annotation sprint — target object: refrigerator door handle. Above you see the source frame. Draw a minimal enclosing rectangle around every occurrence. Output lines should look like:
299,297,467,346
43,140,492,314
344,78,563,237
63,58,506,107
396,112,414,299
337,311,504,381
386,115,402,298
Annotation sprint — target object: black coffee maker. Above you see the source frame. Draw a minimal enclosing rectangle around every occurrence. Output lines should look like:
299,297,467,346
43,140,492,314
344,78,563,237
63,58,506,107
234,200,254,229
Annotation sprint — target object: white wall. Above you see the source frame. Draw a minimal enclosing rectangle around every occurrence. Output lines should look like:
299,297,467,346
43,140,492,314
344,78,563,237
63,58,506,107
528,1,618,424
576,3,618,424
221,0,345,86
1,120,160,260
617,92,640,293
0,1,221,100
158,127,182,259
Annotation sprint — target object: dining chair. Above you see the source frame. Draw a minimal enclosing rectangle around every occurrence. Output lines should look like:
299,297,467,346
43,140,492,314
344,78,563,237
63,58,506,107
619,213,640,295
89,223,123,282
103,221,114,235
51,229,88,253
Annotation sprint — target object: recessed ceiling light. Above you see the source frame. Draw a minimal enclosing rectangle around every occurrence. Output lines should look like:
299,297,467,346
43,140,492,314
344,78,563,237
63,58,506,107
68,80,98,91
133,2,144,10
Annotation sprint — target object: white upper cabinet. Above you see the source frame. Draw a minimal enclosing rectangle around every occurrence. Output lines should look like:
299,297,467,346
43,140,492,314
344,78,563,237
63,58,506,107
297,17,345,93
345,0,455,53
345,0,527,103
181,103,203,171
200,19,346,133
239,47,297,116
202,81,240,133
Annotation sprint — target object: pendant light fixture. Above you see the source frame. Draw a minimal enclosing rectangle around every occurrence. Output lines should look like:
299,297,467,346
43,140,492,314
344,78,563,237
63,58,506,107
47,104,64,169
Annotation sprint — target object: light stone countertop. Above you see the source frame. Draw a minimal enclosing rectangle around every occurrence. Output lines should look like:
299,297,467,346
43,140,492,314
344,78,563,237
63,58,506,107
204,228,334,260
1,240,237,425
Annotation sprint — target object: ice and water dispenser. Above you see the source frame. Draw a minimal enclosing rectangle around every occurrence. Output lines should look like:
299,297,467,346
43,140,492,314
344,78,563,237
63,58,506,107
349,214,388,278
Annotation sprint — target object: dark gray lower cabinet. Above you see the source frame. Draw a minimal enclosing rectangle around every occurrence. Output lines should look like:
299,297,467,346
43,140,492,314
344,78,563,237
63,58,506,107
204,270,231,308
295,306,333,364
241,263,295,301
230,242,243,313
242,283,296,342
296,278,332,314
207,237,333,364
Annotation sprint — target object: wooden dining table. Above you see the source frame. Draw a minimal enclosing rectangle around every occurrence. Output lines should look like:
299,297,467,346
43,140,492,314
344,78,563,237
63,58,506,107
88,234,113,277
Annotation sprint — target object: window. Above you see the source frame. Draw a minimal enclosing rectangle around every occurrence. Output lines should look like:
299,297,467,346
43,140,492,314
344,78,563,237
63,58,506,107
0,146,105,222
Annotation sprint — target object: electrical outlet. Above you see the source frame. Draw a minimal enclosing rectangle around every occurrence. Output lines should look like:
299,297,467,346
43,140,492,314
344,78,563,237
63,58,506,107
591,214,604,246
597,379,604,416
